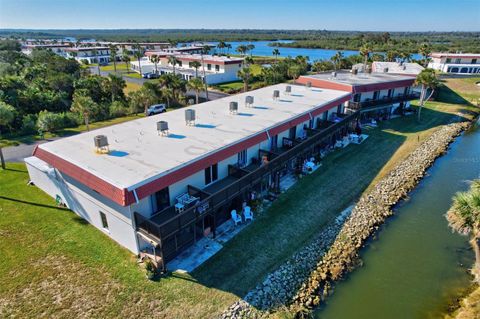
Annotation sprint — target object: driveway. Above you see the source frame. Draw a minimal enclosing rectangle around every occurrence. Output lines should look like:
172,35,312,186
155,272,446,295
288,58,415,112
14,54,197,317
2,137,62,162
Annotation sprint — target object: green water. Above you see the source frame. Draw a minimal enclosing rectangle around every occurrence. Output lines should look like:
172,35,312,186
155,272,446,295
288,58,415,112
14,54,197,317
317,120,480,319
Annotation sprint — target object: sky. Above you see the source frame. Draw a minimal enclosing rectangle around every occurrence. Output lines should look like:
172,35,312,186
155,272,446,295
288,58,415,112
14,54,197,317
0,0,479,31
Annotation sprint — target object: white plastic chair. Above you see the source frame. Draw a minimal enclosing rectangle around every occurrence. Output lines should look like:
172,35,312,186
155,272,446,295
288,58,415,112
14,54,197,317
243,206,253,222
231,210,242,226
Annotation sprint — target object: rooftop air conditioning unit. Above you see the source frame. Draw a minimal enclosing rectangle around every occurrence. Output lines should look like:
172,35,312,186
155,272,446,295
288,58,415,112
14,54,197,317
285,85,292,94
185,109,196,126
229,101,238,114
245,95,254,108
383,67,389,73
273,90,280,100
157,121,169,136
94,135,109,153
331,71,337,78
306,81,312,89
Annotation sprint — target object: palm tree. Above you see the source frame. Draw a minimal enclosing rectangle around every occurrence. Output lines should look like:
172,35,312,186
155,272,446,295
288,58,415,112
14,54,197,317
400,52,412,63
386,50,398,62
109,45,118,73
272,48,280,63
247,44,255,57
419,43,432,67
237,67,252,92
150,54,160,75
71,90,98,131
359,43,372,72
331,51,344,70
107,74,126,102
190,60,202,78
217,41,226,55
236,45,248,56
414,68,439,121
446,180,480,282
225,43,232,55
160,86,174,108
132,44,143,75
122,51,131,73
168,55,179,75
187,77,204,104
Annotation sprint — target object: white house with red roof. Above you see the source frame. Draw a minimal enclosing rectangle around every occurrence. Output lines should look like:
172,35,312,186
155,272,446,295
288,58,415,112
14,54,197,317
428,53,480,74
130,52,244,84
64,46,111,64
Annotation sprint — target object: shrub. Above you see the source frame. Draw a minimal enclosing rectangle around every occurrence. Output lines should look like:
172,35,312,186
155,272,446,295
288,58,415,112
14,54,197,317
109,101,128,118
59,112,80,128
21,114,37,135
37,111,62,133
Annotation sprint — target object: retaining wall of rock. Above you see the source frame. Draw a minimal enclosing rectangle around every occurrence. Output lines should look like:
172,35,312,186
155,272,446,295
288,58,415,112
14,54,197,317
221,120,472,319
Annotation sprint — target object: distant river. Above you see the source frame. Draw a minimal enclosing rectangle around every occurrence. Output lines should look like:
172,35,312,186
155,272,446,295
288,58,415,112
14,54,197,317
316,118,480,319
180,40,421,61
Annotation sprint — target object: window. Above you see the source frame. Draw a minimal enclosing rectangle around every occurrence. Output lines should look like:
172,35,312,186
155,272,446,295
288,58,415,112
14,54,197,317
336,104,342,114
207,64,212,70
353,93,361,102
472,59,477,64
204,164,218,185
387,89,393,98
100,211,109,230
446,58,451,63
215,65,220,72
373,91,380,100
322,110,328,121
270,134,278,150
289,126,297,140
455,58,461,64
178,61,182,67
154,187,170,212
237,150,247,167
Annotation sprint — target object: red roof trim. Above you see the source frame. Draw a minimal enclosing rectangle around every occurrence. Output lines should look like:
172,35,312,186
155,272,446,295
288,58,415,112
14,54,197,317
32,94,350,207
33,147,129,206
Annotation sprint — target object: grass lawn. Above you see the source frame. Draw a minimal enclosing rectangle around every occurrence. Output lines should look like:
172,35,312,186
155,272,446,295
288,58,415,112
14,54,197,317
0,114,145,148
124,81,142,94
100,63,129,72
0,78,478,318
123,72,143,79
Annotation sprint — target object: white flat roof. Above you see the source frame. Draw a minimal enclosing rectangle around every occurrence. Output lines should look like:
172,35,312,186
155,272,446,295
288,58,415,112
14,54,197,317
38,84,349,189
303,71,414,86
372,62,424,75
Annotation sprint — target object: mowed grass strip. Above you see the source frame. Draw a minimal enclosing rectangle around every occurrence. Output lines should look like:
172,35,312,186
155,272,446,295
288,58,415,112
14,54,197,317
0,78,477,318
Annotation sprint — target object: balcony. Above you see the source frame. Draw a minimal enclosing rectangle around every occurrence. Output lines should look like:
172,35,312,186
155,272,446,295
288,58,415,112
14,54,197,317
134,111,360,262
348,93,420,111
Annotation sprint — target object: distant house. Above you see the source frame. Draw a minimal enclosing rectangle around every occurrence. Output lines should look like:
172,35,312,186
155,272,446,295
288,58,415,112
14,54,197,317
428,53,480,74
130,52,244,84
64,47,111,64
372,61,424,76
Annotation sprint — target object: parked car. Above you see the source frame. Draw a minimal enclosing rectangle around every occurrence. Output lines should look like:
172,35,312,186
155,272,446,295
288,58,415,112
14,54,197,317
99,61,109,66
142,72,152,78
147,104,166,116
146,72,160,79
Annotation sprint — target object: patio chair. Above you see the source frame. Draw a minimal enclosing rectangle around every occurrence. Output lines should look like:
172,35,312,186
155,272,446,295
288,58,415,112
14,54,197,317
243,206,253,222
231,210,242,226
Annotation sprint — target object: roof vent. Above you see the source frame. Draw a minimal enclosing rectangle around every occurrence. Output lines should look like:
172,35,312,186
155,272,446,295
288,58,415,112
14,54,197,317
306,81,312,89
245,95,254,108
285,85,292,94
331,71,337,78
383,67,389,73
229,101,238,114
94,135,109,153
157,121,169,136
352,68,358,75
185,109,196,126
402,65,407,70
273,90,280,100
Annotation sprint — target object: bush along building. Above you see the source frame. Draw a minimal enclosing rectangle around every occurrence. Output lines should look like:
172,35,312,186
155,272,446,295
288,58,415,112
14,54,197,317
25,76,416,270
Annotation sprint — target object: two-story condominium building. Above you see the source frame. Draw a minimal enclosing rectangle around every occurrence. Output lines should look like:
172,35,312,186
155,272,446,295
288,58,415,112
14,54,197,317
131,52,244,84
25,83,356,268
428,53,480,74
296,71,419,122
64,47,111,64
21,44,72,57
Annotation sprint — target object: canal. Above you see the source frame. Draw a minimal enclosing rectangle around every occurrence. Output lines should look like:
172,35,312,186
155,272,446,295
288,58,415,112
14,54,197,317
316,118,480,319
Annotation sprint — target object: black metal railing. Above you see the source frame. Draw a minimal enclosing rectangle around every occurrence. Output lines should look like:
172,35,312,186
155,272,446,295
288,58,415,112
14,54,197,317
135,111,359,249
348,93,420,110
